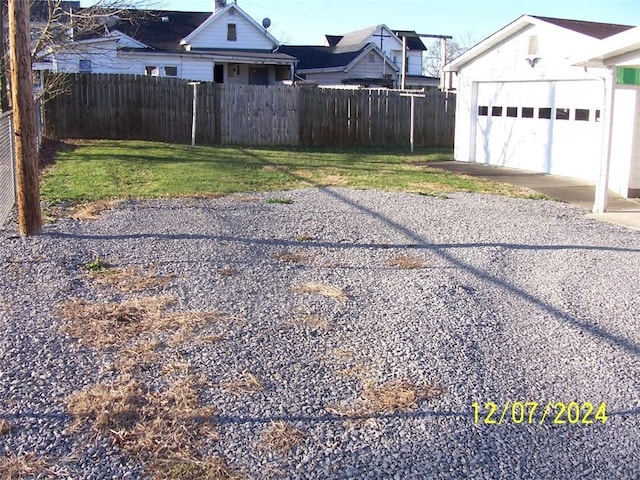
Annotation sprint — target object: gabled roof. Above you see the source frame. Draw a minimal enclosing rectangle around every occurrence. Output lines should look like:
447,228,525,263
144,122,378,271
111,11,211,51
445,14,634,71
182,3,279,48
279,44,398,73
532,16,633,40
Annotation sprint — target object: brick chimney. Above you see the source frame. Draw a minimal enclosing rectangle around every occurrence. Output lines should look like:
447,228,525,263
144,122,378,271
214,0,227,12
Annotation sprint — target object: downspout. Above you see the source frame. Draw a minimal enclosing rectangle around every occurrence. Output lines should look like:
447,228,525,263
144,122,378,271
592,66,615,213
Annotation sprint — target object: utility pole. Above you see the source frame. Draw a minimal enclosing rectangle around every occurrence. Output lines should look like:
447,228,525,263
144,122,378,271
9,0,42,236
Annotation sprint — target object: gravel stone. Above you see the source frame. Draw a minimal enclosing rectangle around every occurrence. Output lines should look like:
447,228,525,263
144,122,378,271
0,188,639,479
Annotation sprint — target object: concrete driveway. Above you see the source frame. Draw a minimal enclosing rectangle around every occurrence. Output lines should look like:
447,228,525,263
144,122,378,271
429,161,640,230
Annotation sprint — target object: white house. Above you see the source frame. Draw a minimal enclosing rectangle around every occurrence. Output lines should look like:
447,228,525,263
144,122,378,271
38,1,296,85
443,15,639,208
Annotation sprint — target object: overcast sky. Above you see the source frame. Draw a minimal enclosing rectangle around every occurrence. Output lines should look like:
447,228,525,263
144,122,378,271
84,0,640,48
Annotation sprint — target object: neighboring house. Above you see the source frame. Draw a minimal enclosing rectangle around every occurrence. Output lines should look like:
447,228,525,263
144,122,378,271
279,43,399,88
443,15,639,204
36,1,296,85
281,24,438,89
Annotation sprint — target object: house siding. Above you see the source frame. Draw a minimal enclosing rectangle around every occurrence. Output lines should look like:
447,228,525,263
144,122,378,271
115,52,214,81
52,41,119,74
188,9,275,50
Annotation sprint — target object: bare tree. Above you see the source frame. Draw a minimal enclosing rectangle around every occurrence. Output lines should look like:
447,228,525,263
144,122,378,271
423,33,477,78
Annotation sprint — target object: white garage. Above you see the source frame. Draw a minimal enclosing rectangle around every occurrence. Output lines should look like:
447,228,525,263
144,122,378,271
444,15,638,201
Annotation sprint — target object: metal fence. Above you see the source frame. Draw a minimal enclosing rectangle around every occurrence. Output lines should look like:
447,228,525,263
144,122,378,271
0,111,15,226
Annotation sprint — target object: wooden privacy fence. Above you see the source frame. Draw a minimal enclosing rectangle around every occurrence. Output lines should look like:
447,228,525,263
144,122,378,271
44,74,455,147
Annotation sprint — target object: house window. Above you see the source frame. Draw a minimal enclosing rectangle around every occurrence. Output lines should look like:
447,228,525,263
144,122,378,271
227,23,237,41
595,110,601,122
79,59,92,73
478,106,488,116
145,65,159,76
491,106,502,117
522,107,534,118
538,107,552,119
528,35,539,55
575,109,590,121
368,53,375,63
164,66,178,77
506,107,518,117
555,108,570,120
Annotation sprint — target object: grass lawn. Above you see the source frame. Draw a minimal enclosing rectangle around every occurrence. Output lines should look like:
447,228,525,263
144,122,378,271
40,140,544,204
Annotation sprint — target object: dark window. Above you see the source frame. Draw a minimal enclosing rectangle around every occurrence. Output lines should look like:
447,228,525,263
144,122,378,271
79,59,91,73
522,107,534,118
214,64,224,83
595,110,601,122
478,106,488,116
249,67,269,86
145,65,158,76
491,106,503,117
575,109,590,121
506,106,518,117
164,66,178,77
556,108,570,120
227,24,237,41
538,107,552,119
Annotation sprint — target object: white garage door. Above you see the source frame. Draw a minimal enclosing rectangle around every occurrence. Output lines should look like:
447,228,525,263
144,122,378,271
474,80,603,180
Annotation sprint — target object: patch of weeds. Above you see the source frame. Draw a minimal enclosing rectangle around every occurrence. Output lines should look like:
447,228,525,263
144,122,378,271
58,296,222,349
292,282,348,301
220,372,264,396
260,422,308,454
0,453,51,479
271,250,309,264
115,339,162,374
68,200,121,220
294,234,315,242
218,266,237,277
161,458,238,480
265,197,293,205
0,419,11,435
293,314,330,332
417,191,449,199
329,379,443,416
66,376,222,479
83,256,112,272
385,255,426,269
88,264,176,293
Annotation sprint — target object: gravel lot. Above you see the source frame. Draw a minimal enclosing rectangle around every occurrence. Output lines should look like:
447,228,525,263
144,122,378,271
1,188,639,479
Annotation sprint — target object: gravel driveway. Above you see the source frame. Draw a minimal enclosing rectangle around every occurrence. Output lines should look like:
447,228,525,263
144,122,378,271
1,188,639,479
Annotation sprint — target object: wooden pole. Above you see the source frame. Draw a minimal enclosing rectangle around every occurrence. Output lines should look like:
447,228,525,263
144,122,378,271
9,0,42,236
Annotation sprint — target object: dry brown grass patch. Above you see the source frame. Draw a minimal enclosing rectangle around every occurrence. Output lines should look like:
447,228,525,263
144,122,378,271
260,421,308,454
67,377,219,476
0,453,51,479
293,314,330,332
154,456,238,480
0,419,11,435
292,282,348,301
271,250,309,264
385,255,426,269
89,264,176,293
220,372,264,395
67,200,121,220
58,296,222,349
218,266,238,277
331,379,443,416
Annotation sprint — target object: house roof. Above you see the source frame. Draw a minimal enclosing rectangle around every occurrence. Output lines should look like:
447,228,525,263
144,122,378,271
531,16,633,40
392,31,427,51
573,25,640,67
279,44,398,73
280,45,368,70
107,11,212,51
445,14,635,72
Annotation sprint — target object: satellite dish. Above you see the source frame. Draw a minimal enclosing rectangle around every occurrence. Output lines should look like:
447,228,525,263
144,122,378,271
262,17,271,29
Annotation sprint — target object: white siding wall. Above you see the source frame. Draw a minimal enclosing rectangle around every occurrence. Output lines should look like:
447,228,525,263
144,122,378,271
349,52,393,79
610,86,640,196
53,41,118,73
188,9,275,50
406,51,423,75
115,53,214,81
